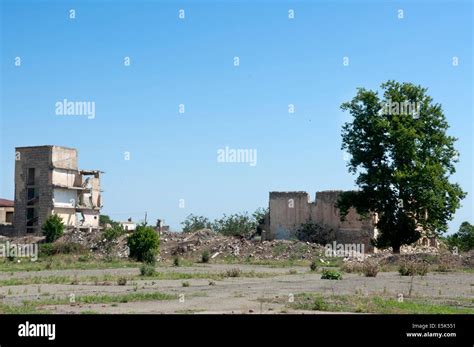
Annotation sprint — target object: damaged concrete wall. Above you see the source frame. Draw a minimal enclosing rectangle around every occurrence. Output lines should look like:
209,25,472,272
14,146,55,235
268,191,377,251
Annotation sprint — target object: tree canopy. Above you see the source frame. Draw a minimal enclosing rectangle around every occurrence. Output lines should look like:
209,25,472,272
337,81,466,253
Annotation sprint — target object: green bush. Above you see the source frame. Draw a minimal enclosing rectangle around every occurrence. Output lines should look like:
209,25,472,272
140,263,156,276
181,214,212,233
42,214,64,243
53,242,87,255
39,242,86,256
127,224,160,263
312,296,328,311
253,207,269,236
201,250,210,263
117,277,127,286
212,212,257,237
103,224,126,242
173,256,181,267
321,269,342,280
446,221,474,252
39,243,55,257
99,215,119,228
310,260,318,272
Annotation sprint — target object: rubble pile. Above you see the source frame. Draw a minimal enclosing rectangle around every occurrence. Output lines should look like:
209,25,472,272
58,229,130,258
35,228,326,261
342,249,469,270
159,229,325,261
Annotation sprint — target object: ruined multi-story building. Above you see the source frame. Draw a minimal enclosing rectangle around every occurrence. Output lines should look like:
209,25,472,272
13,145,102,235
267,191,378,251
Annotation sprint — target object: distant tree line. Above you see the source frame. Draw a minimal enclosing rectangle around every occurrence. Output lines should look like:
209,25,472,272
181,207,268,237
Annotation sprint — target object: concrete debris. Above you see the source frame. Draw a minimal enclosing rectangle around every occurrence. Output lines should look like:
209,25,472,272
159,229,326,261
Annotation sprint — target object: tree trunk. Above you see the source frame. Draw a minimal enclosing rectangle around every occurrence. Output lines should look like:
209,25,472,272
392,244,401,254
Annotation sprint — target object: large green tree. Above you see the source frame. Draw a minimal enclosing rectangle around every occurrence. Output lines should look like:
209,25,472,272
337,81,466,253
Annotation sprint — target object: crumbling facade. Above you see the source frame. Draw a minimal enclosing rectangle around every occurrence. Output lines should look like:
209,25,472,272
13,146,102,235
0,199,14,225
267,191,378,251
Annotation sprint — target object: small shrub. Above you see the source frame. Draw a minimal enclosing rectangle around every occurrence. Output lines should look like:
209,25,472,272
436,263,453,272
173,257,181,267
341,261,363,273
310,260,318,272
42,214,65,243
103,225,126,242
78,254,91,262
140,263,156,276
201,250,210,263
44,259,53,270
296,221,335,245
416,262,429,276
225,268,241,278
127,225,160,263
53,242,87,255
321,269,342,280
312,296,328,311
182,281,190,287
39,243,55,257
362,259,380,277
117,277,127,286
398,261,429,276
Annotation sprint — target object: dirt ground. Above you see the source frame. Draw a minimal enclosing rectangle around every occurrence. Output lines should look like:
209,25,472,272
1,263,472,314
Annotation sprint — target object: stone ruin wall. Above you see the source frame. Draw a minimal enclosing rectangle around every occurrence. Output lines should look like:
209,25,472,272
268,191,377,252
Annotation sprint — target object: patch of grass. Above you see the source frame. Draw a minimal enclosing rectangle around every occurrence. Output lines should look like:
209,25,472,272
117,277,127,286
435,263,453,272
312,295,328,311
173,257,181,267
321,269,342,280
32,291,177,307
201,250,210,263
182,281,190,287
140,263,156,276
399,261,429,276
288,293,474,314
224,268,242,277
0,302,47,314
0,269,282,287
0,255,140,272
221,256,310,268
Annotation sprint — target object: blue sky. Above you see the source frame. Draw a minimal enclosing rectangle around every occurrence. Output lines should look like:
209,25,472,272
1,0,472,233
